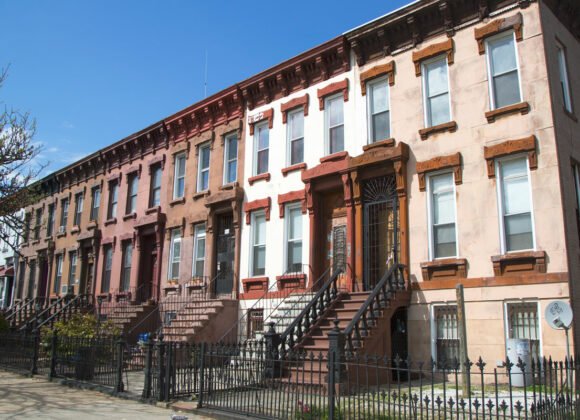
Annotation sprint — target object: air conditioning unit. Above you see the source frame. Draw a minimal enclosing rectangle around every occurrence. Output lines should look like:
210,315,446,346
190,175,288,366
58,226,66,234
61,285,73,295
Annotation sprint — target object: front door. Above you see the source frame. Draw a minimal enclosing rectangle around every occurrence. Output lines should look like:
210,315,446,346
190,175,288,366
37,258,48,299
215,214,234,295
139,235,156,302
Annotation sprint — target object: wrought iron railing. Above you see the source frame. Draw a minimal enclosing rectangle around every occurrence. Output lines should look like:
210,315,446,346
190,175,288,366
278,268,343,353
19,295,69,331
6,297,47,329
344,262,406,354
35,294,95,330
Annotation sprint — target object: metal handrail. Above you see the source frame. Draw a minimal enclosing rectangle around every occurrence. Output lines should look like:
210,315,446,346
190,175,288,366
34,294,94,330
7,297,46,328
343,262,406,354
21,295,69,330
279,267,342,353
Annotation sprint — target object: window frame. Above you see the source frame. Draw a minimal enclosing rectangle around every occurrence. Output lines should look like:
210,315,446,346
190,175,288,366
556,41,573,114
53,254,63,294
107,181,119,220
149,165,162,208
173,152,186,199
426,170,459,260
47,203,55,237
503,300,543,360
495,155,536,254
250,211,267,277
73,192,83,227
197,143,211,192
286,108,305,166
68,251,77,287
192,223,206,278
120,242,132,291
366,76,391,144
60,198,69,231
324,93,345,155
430,303,460,367
101,244,113,294
168,229,182,280
90,187,100,222
223,133,238,185
284,203,303,273
485,30,523,111
34,207,42,240
253,121,269,176
421,54,452,128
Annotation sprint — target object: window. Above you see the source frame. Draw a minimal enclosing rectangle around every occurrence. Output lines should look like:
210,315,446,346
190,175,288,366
23,213,31,242
557,43,573,113
53,254,63,294
251,212,266,276
121,242,132,291
173,153,186,199
126,173,138,214
197,144,210,192
193,224,206,278
169,229,181,280
432,305,459,366
285,205,303,272
101,245,113,293
27,259,36,298
325,94,344,154
149,165,162,207
90,187,100,221
367,77,390,143
427,172,457,259
247,309,264,339
497,157,534,252
287,109,304,165
254,122,269,175
224,133,238,184
47,204,55,236
60,198,69,231
68,251,77,287
73,193,83,227
486,32,521,110
506,302,540,361
423,56,451,127
34,208,42,240
107,181,118,219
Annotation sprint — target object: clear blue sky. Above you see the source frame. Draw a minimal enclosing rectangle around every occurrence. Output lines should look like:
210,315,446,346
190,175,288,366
1,0,408,176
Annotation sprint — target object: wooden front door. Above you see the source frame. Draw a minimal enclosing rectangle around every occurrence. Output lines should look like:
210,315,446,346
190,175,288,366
139,235,156,302
215,213,234,295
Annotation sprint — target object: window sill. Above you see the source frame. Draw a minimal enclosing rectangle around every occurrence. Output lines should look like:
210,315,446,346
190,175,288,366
563,108,578,122
123,213,137,221
320,151,348,164
276,273,307,290
491,250,546,276
56,232,66,238
419,121,457,140
248,173,271,185
104,218,117,226
193,190,210,201
170,197,186,206
485,101,529,123
70,226,80,234
242,277,269,293
145,206,160,215
20,242,29,248
219,182,239,191
31,240,40,246
363,137,395,152
87,221,98,230
420,258,467,281
44,236,54,242
281,163,307,177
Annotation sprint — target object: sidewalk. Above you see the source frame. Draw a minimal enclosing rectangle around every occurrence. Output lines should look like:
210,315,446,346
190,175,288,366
0,370,212,420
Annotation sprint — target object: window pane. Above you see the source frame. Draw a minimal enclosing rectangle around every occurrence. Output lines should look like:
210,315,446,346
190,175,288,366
490,35,517,75
433,190,454,225
253,245,266,276
288,207,302,240
227,161,237,183
195,260,204,277
434,224,456,258
493,71,520,108
153,189,160,207
201,171,209,191
330,125,344,154
258,126,269,150
287,241,302,271
227,136,238,160
505,213,533,251
254,215,266,244
426,59,449,97
328,97,343,126
177,155,186,177
291,138,304,165
371,81,389,113
196,237,205,260
428,93,451,126
372,111,390,142
290,111,304,139
201,147,210,169
257,149,269,174
503,176,531,215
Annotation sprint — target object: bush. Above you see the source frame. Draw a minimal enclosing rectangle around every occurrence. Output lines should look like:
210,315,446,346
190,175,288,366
41,313,120,342
0,312,9,333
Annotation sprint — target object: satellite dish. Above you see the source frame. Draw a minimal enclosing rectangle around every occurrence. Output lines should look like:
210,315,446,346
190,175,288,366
545,300,573,330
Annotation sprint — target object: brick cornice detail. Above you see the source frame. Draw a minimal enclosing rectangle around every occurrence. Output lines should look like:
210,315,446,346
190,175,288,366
280,94,309,123
317,79,349,110
360,61,395,95
248,108,274,135
412,38,454,76
483,135,537,178
416,152,462,191
277,190,307,218
243,197,271,224
474,13,523,55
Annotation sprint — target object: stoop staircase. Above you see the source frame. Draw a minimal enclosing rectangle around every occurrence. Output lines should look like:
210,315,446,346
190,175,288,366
102,300,157,341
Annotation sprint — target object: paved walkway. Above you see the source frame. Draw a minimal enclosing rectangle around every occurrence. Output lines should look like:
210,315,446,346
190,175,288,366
0,370,213,420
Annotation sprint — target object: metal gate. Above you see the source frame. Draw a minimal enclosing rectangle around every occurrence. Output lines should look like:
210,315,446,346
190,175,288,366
363,176,399,291
215,214,234,295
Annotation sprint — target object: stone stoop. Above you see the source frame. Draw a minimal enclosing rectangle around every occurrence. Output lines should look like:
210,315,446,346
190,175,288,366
255,292,316,341
106,302,158,341
161,299,239,343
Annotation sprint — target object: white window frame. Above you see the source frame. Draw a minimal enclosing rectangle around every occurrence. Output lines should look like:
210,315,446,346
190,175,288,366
169,229,182,280
54,254,63,293
68,251,77,286
250,211,266,277
485,31,523,110
108,181,118,219
430,303,459,366
286,108,305,166
503,300,543,359
421,55,452,128
223,133,238,185
495,155,536,254
73,193,83,227
324,93,345,155
284,203,303,273
90,187,100,221
60,198,69,230
173,152,186,199
197,143,211,192
126,173,138,214
149,165,162,208
366,76,391,144
192,223,206,278
253,121,269,176
426,170,459,260
101,244,113,293
556,41,573,113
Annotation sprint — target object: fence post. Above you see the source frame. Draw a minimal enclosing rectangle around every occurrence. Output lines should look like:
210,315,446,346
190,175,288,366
48,330,58,381
197,342,206,409
157,333,166,402
164,342,172,402
141,336,153,399
327,319,345,418
264,322,281,378
31,328,40,375
115,334,125,393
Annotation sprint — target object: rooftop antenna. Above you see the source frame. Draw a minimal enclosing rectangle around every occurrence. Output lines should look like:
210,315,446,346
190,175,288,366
204,49,208,98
